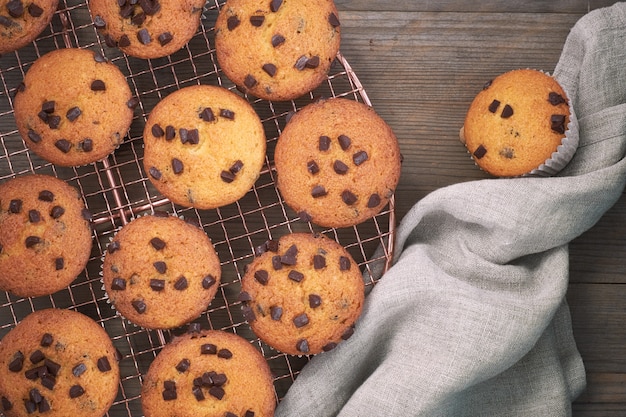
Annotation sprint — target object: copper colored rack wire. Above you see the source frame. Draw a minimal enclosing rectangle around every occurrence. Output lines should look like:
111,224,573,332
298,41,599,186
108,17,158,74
0,0,396,415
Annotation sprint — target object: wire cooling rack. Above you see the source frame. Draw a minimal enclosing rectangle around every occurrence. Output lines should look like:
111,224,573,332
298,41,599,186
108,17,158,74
0,0,396,415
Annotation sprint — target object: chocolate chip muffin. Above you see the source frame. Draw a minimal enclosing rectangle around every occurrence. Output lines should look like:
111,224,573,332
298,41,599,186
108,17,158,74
13,48,135,167
89,0,205,59
215,0,341,101
141,329,276,417
142,85,266,210
0,0,59,55
461,69,575,177
240,233,364,355
102,214,222,330
0,308,120,417
0,174,93,298
274,97,401,228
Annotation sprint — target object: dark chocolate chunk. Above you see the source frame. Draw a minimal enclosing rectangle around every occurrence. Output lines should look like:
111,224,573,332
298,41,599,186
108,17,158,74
24,400,37,414
307,160,320,175
339,256,351,271
201,371,214,386
69,385,85,398
44,358,61,376
41,100,55,113
313,254,326,269
338,134,351,150
90,79,106,91
80,138,93,152
28,2,43,17
174,276,188,290
38,110,49,123
220,170,235,183
341,190,357,205
152,123,165,137
501,104,514,118
104,33,116,47
131,12,146,25
220,109,235,120
238,291,252,302
188,323,202,336
163,380,176,392
97,356,112,372
0,16,17,28
162,390,177,401
342,326,355,340
244,411,255,417
137,28,151,44
47,115,61,129
200,107,215,122
473,145,487,159
270,0,282,12
322,342,337,352
132,299,147,314
118,34,131,47
262,63,277,77
149,166,162,179
150,237,166,250
9,199,22,213
93,52,107,63
551,114,567,134
172,158,184,175
266,239,279,252
367,193,381,208
270,306,283,321
150,279,165,291
217,349,232,359
127,97,139,109
1,396,12,411
209,386,225,400
254,269,269,285
93,14,106,28
296,338,309,353
187,128,200,144
139,0,160,15
153,261,167,274
328,12,340,27
38,189,54,202
200,343,217,354
288,270,304,282
488,99,500,113
165,125,176,140
29,388,42,404
298,210,312,222
192,386,205,401
8,352,24,372
25,236,41,248
108,240,121,254
305,56,320,69
294,55,308,71
250,15,265,26
333,160,349,175
55,139,72,153
293,313,309,328
311,185,327,198
281,244,298,265
38,398,50,413
227,15,240,31
41,374,56,390
72,363,87,377
271,33,285,47
40,333,53,347
229,160,244,174
352,150,368,166
7,0,24,18
271,255,282,270
244,74,258,89
66,106,81,122
24,367,40,380
225,413,238,417
202,275,216,289
548,92,567,106
28,209,41,223
119,3,133,18
27,129,41,143
309,294,322,308
158,32,173,46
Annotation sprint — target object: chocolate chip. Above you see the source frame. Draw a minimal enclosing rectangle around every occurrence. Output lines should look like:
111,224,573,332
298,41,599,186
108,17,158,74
45,358,61,376
313,254,326,269
217,349,232,359
244,411,255,417
108,240,121,254
293,313,309,328
132,299,147,314
119,3,133,18
473,145,487,159
250,15,265,26
270,306,283,321
180,128,200,144
24,400,37,414
127,97,139,109
150,279,165,291
311,185,327,198
200,371,213,386
25,236,41,248
149,237,166,250
72,363,87,377
341,190,357,205
8,199,22,213
270,0,282,12
176,358,190,373
551,114,567,134
254,269,269,285
338,134,351,150
118,34,131,47
41,374,56,390
225,413,238,417
80,138,94,152
488,99,500,113
97,356,111,372
93,14,106,28
288,270,304,282
244,74,258,89
172,158,184,174
294,55,308,71
307,160,320,175
352,151,368,166
202,275,216,289
262,63,277,77
149,166,162,180
200,344,217,354
28,2,43,17
152,124,165,137
229,160,243,175
40,333,53,347
271,255,282,270
266,239,279,252
140,0,161,15
548,92,566,106
165,125,176,140
28,209,41,223
281,244,298,265
27,129,41,143
209,386,225,400
192,386,205,401
38,398,50,412
66,106,81,122
367,193,381,208
220,109,235,120
38,110,49,123
238,291,252,302
130,11,146,25
110,277,126,291
328,12,340,27
30,350,45,364
162,388,177,401
90,79,106,91
339,256,351,271
220,170,235,183
305,56,320,69
47,115,61,129
298,210,312,222
158,32,173,46
333,160,349,175
200,107,215,122
153,261,167,274
1,396,12,411
0,15,16,28
296,339,309,353
309,294,322,308
54,257,65,271
8,352,24,372
24,367,40,379
342,326,355,340
271,34,285,47
41,100,55,113
227,15,240,31
136,28,151,44
29,388,42,404
501,104,514,118
174,276,188,290
188,323,202,336
7,0,24,17
55,139,72,153
322,342,337,352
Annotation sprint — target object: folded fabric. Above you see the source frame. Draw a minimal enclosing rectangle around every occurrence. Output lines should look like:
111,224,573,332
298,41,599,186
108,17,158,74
275,4,626,416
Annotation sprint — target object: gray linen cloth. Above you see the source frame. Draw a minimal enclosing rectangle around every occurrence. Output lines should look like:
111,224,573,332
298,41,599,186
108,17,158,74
275,4,626,416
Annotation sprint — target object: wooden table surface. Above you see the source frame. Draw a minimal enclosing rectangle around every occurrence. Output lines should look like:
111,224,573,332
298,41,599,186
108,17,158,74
1,0,625,416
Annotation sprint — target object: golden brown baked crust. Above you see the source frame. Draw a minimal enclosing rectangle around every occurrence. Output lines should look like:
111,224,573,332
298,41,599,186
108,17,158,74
13,48,134,167
215,0,341,101
240,233,364,355
141,330,276,417
462,69,571,177
0,309,120,417
274,97,401,228
0,0,59,55
0,174,92,298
